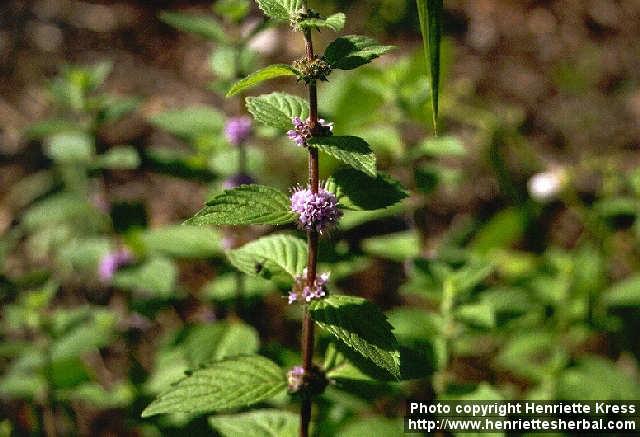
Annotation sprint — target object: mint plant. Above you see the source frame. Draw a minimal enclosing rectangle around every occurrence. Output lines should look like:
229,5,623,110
142,1,409,435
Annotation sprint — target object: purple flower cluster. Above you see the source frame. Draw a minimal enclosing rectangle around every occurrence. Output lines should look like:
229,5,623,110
222,173,256,190
287,117,333,147
287,365,305,392
98,248,133,282
288,268,330,304
290,185,342,233
224,116,252,146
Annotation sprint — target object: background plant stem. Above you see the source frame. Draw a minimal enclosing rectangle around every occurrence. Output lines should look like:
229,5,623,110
301,13,319,437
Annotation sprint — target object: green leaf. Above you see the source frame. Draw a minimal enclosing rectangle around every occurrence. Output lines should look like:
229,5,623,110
209,46,257,81
96,146,140,170
58,382,133,408
184,322,260,367
113,257,177,298
556,356,640,399
455,303,495,329
416,0,442,133
47,132,94,163
246,92,309,131
255,0,303,20
25,119,80,139
227,65,296,97
309,136,376,177
214,0,251,22
414,136,466,158
186,185,296,226
309,295,401,378
299,13,346,32
324,35,395,70
340,418,403,437
329,168,408,211
602,274,640,307
209,410,298,436
470,207,527,255
227,234,307,285
57,238,110,274
51,310,117,361
362,231,421,261
149,107,224,139
141,355,286,417
497,332,567,382
203,273,274,302
159,12,227,42
138,225,222,258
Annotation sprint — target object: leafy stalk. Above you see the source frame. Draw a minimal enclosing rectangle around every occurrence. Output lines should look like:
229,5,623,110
301,8,319,436
416,0,442,134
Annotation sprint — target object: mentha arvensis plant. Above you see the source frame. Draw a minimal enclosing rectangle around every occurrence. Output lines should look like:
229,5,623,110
142,2,409,435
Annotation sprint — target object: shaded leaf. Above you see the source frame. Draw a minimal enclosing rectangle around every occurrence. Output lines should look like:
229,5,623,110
95,146,140,170
113,258,177,298
310,136,376,177
556,356,640,399
138,225,222,258
362,231,421,261
602,274,640,307
184,322,260,367
186,185,296,226
160,12,226,42
149,107,224,139
340,418,403,437
414,136,465,158
246,92,309,131
309,295,401,378
227,65,296,97
203,272,274,302
209,409,298,436
141,355,286,417
324,35,394,70
329,168,408,211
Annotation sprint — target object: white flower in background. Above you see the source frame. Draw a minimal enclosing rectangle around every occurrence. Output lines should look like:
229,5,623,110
248,28,279,55
528,167,567,201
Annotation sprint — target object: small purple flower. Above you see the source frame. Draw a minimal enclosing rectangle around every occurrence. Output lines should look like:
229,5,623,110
223,173,256,190
290,185,342,234
287,268,330,304
287,117,333,147
98,248,133,282
224,116,252,146
221,235,237,251
287,365,305,392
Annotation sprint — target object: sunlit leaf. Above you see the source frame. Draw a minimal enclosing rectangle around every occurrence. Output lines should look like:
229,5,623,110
227,65,296,97
186,185,296,226
141,356,286,417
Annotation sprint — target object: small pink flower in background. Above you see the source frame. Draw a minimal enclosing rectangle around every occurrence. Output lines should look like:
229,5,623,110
98,248,133,282
224,116,252,146
222,173,256,190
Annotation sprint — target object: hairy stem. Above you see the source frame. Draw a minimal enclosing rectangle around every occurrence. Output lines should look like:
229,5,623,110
300,20,319,437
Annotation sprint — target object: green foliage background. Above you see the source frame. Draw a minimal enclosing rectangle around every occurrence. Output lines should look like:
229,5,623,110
1,0,639,435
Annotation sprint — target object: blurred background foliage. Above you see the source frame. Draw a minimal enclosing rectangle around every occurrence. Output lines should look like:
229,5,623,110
1,0,640,435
